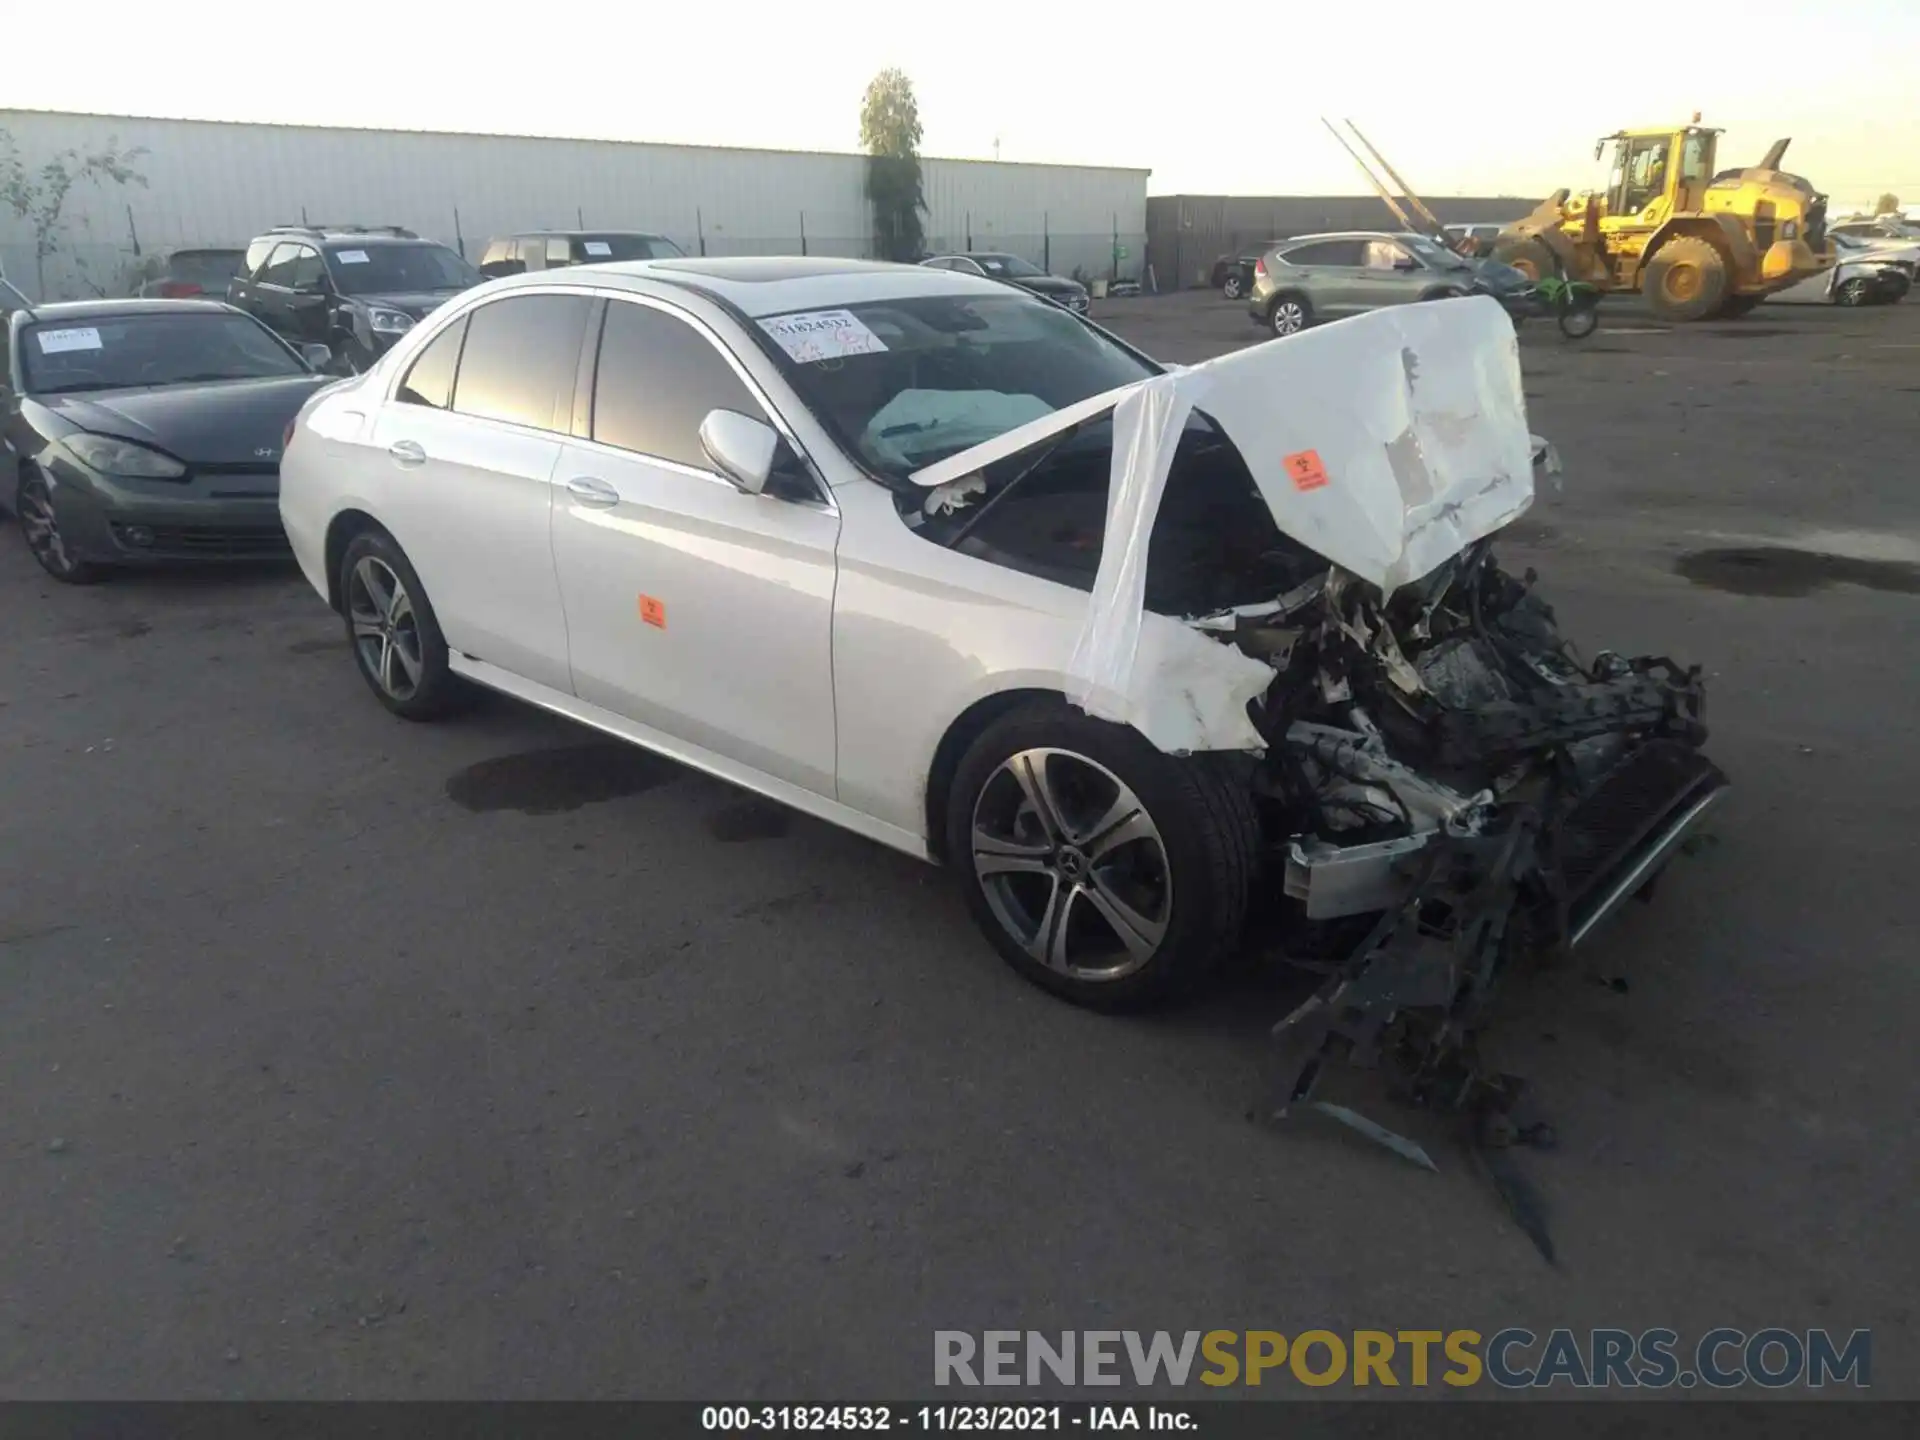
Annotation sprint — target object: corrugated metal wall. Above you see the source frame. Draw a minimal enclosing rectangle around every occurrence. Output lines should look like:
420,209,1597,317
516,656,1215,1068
0,110,1149,299
1145,193,1540,290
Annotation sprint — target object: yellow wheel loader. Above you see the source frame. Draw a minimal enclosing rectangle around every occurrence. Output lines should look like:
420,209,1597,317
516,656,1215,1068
1492,122,1833,321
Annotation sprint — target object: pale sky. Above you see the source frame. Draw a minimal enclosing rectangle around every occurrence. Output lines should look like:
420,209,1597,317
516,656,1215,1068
10,0,1919,207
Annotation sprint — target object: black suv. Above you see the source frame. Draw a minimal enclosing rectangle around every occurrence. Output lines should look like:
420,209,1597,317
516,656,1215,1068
227,225,482,373
477,230,685,279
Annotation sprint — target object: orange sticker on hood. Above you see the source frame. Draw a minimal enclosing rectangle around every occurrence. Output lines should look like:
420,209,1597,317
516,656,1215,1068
638,594,666,628
1284,449,1329,492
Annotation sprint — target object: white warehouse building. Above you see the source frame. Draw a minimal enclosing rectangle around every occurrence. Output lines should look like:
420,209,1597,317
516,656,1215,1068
0,110,1150,301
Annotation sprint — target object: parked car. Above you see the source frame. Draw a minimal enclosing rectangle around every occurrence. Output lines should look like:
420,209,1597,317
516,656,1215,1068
277,256,1722,1090
1830,216,1920,243
1830,230,1919,280
1247,230,1534,336
3,298,333,582
477,230,686,279
1211,243,1283,299
227,225,482,374
128,247,247,299
920,253,1089,312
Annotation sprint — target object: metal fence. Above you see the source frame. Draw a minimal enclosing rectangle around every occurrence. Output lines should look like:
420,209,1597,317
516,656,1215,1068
2,228,1149,304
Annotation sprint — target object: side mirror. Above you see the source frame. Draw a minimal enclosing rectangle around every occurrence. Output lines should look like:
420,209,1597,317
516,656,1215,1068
699,409,780,495
299,342,334,370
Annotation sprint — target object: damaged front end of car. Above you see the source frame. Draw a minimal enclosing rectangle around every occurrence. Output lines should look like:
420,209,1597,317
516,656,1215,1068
906,296,1726,1210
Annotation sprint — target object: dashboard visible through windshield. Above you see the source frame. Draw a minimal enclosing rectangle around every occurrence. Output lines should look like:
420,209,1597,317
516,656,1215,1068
760,293,1156,482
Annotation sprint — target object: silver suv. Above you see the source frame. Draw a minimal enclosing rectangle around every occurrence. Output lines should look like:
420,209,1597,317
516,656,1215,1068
1246,230,1526,336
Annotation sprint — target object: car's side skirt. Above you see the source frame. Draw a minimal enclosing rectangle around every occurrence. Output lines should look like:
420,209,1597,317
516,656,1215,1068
449,653,933,863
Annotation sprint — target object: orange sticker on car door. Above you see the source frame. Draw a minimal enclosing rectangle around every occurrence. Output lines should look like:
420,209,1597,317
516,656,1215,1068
1284,449,1329,492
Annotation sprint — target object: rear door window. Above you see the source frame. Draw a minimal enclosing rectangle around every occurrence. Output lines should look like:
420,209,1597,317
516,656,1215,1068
259,243,305,287
450,294,591,431
546,237,573,266
513,238,547,272
1281,239,1364,266
397,314,468,410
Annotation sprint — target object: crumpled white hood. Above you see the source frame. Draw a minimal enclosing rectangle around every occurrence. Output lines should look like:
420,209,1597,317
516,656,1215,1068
910,295,1537,753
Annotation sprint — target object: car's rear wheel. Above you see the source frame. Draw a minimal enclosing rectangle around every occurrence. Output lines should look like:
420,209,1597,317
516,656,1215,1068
1835,277,1875,307
945,699,1257,1011
1268,294,1311,337
338,528,474,720
1222,272,1244,300
17,471,104,584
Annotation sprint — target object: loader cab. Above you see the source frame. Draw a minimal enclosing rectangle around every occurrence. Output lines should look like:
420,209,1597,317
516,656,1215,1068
1597,127,1719,224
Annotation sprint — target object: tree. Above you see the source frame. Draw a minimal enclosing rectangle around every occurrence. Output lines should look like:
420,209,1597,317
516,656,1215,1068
0,129,149,298
859,68,926,262
1873,192,1901,215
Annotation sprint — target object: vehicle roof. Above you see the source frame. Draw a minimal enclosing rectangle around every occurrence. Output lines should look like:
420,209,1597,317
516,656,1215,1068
485,255,1008,317
1278,230,1429,246
512,229,673,239
254,230,435,247
19,298,235,321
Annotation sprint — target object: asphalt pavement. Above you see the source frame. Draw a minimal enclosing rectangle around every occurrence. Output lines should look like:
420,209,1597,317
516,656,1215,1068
3,291,1916,1398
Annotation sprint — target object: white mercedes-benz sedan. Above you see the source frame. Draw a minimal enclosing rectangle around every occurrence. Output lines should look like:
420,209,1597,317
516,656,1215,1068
282,259,1724,1082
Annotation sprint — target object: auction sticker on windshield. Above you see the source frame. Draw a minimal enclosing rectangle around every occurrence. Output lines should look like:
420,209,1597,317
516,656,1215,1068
36,327,103,354
760,309,889,363
336,250,370,265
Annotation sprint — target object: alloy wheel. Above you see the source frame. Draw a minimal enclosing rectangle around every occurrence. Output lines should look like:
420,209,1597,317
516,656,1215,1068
347,555,424,701
1272,300,1305,336
19,477,78,578
970,747,1172,982
1223,275,1243,299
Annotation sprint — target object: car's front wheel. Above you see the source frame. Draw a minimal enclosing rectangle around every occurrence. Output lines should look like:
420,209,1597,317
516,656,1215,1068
17,470,103,584
1222,272,1244,300
338,528,474,720
946,699,1257,1011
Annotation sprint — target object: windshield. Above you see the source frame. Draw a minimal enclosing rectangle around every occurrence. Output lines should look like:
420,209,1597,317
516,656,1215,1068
326,242,479,296
21,311,308,394
1402,234,1472,270
578,234,685,261
973,254,1045,279
761,293,1156,482
22,312,309,395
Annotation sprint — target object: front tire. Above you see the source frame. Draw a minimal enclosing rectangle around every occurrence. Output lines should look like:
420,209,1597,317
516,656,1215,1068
945,699,1257,1011
1222,273,1244,300
17,471,104,584
1644,236,1729,322
1835,277,1875,307
1492,236,1557,282
337,528,474,720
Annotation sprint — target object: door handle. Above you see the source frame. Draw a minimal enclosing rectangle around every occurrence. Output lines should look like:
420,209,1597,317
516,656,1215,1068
566,475,619,508
387,439,426,466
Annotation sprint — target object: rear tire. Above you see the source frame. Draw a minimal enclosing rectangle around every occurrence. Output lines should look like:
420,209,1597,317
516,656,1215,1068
1644,236,1730,322
1267,293,1312,337
1835,277,1874,307
1222,272,1244,300
337,528,475,721
945,699,1258,1012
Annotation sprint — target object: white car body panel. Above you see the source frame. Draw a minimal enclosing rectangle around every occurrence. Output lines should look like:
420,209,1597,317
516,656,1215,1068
280,261,1524,859
550,435,841,797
